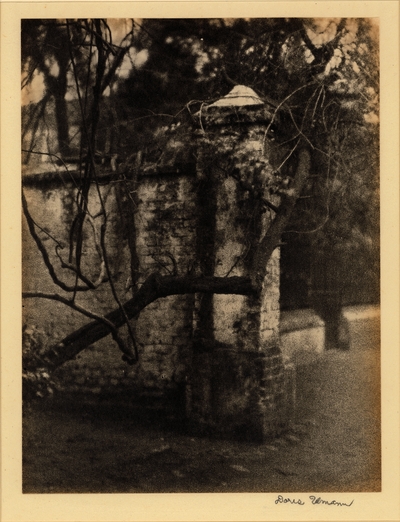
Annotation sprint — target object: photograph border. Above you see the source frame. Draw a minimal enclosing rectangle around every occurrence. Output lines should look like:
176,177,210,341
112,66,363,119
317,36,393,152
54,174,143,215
1,2,399,521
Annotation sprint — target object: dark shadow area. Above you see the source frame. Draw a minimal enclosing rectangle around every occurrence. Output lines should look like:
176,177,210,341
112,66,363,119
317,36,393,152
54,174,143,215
23,348,380,494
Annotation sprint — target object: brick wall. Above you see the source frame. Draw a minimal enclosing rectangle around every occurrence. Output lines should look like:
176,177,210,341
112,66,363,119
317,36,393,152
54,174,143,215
23,169,199,398
23,86,295,440
133,170,198,390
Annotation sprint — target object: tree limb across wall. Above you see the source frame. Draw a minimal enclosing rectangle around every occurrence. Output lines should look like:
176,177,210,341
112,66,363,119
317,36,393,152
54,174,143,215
24,274,256,370
23,140,312,372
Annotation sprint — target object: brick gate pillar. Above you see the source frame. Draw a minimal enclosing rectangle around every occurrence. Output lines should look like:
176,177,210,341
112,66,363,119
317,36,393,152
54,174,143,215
187,86,294,441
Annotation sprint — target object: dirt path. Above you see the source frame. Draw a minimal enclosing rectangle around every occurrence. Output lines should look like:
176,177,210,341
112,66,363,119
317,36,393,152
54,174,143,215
23,347,380,493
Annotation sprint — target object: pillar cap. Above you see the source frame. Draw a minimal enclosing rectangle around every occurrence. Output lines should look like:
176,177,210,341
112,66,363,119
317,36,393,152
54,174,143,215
196,85,276,129
207,85,264,108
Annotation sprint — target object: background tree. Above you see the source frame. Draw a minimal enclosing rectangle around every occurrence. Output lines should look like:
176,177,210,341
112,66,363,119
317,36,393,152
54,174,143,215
22,17,379,378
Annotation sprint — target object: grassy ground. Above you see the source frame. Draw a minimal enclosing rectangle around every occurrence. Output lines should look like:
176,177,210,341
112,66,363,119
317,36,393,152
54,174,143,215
23,347,380,493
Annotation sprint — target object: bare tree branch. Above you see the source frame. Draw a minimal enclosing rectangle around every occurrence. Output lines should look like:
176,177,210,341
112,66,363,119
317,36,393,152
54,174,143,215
22,291,135,364
28,274,256,371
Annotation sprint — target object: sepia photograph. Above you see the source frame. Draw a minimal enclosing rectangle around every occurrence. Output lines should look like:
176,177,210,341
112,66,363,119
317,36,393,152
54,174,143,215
21,15,381,494
1,2,399,521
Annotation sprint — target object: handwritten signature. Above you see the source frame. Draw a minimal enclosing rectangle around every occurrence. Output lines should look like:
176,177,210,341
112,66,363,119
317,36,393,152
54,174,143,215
275,495,354,507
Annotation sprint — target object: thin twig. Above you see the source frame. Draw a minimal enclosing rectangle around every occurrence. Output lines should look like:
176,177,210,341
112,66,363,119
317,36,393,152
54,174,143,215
100,222,139,361
22,190,90,293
